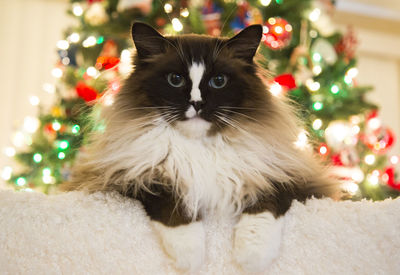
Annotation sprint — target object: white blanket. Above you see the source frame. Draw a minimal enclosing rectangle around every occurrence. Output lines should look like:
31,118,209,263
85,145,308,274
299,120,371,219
0,190,399,274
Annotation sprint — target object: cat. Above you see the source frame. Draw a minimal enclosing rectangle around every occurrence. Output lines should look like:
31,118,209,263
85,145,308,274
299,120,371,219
63,22,339,272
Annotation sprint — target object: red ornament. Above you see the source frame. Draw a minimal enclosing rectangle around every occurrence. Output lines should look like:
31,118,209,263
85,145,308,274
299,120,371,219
76,82,98,102
202,0,222,36
96,56,120,70
383,167,400,190
335,27,358,61
361,127,395,154
274,74,296,90
263,17,292,50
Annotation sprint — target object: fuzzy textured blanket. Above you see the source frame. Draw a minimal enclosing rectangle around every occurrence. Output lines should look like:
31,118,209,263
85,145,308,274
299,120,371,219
0,190,399,274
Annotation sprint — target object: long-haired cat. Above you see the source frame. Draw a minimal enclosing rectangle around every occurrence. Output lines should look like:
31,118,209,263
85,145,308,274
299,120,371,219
63,22,339,272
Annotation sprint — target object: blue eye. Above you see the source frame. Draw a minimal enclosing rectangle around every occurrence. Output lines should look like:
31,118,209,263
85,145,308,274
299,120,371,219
209,74,228,89
167,73,185,87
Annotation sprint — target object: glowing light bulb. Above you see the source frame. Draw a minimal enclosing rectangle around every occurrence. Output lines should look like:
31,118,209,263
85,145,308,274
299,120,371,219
367,117,381,130
57,40,69,50
164,3,173,13
42,168,51,177
274,26,283,34
1,166,13,181
172,18,183,32
58,140,69,150
86,66,98,77
330,85,339,94
29,95,40,106
269,82,283,97
319,145,328,155
23,116,40,133
268,17,276,25
309,8,321,22
351,169,364,183
367,174,379,186
72,125,80,134
51,68,63,78
313,101,323,111
16,177,27,186
12,132,25,148
346,67,359,79
4,147,16,157
58,152,66,160
390,156,399,165
260,0,272,6
313,65,322,75
180,8,189,17
83,36,97,48
342,181,359,195
312,52,322,62
295,131,308,149
69,33,80,43
312,119,323,130
52,121,61,131
43,83,55,94
72,3,83,16
33,153,42,163
364,154,376,165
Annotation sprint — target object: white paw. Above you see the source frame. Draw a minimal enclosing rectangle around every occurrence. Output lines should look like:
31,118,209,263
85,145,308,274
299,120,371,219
233,212,283,273
153,221,205,272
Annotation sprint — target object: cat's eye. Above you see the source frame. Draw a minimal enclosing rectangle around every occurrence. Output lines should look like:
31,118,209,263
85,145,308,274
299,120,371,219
167,73,185,88
209,74,228,89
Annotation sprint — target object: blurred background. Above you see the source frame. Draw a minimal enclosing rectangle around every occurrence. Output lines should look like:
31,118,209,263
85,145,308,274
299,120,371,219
0,0,399,199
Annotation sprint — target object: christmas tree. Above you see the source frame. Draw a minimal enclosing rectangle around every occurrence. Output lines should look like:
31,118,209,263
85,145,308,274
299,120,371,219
4,0,400,200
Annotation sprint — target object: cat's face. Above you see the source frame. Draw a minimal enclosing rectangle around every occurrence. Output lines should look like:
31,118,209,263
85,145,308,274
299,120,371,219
119,23,270,137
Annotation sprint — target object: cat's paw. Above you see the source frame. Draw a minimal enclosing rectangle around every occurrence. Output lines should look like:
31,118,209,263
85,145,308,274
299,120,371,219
233,212,283,273
153,221,205,272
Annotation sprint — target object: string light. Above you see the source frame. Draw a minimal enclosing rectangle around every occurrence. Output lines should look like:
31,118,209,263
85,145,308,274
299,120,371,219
12,132,25,148
23,116,40,133
97,36,104,44
43,83,55,94
346,67,359,79
351,168,364,183
367,173,379,186
1,166,13,181
268,17,276,25
342,181,359,195
390,156,399,165
72,3,83,16
16,177,27,186
260,0,272,6
68,33,80,43
56,40,69,50
58,152,66,160
269,82,283,96
309,8,321,22
51,68,63,78
72,125,80,134
83,36,97,48
4,147,16,157
43,168,51,177
29,95,40,106
58,140,69,150
312,52,322,62
33,153,42,163
295,131,308,149
313,101,323,111
181,8,189,17
367,117,381,130
364,154,376,165
313,65,322,75
309,30,318,38
86,66,98,77
312,119,323,130
306,79,320,92
319,144,328,155
164,3,173,13
52,121,61,131
172,18,183,32
330,84,339,94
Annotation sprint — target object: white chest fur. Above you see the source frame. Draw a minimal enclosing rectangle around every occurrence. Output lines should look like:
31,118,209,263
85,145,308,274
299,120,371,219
122,120,274,218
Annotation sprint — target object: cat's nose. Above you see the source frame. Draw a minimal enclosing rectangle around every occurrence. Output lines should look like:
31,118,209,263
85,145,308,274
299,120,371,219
191,101,204,112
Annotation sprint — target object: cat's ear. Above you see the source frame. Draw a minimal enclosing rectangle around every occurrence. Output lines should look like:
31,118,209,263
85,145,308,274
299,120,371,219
131,22,167,59
226,25,263,62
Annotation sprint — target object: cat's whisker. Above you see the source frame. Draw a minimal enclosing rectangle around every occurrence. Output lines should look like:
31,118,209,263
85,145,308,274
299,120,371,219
219,108,262,125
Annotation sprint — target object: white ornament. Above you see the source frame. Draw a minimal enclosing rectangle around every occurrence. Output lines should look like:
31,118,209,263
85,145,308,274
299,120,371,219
85,3,109,26
311,38,338,65
325,121,357,150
